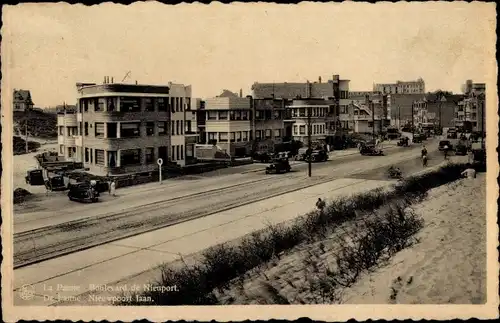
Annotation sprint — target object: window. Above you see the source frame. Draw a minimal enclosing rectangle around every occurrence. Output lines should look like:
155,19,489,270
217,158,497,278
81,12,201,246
170,97,175,113
186,98,191,110
185,120,192,133
274,129,281,138
242,111,249,120
107,98,116,112
145,147,155,163
294,125,298,135
95,123,105,138
85,148,90,163
82,99,89,112
175,98,180,112
207,111,217,120
176,145,180,159
120,97,141,112
230,132,236,142
96,98,105,112
158,122,167,135
146,122,155,136
108,151,117,167
158,146,168,161
90,148,93,163
235,111,242,120
106,123,117,138
84,122,89,136
59,126,64,135
265,129,272,139
180,145,184,159
219,132,228,142
180,121,184,135
176,120,180,135
172,145,176,160
236,131,242,142
144,98,154,112
219,111,228,120
68,147,74,158
230,111,235,120
208,132,217,141
120,149,141,166
158,98,167,112
171,121,175,135
255,130,262,139
299,108,306,117
120,122,140,137
180,98,184,112
60,145,64,154
95,149,105,166
79,122,83,135
299,125,306,135
242,131,248,141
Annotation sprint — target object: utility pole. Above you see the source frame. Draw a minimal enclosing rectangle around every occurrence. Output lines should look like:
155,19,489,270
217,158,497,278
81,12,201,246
25,115,29,154
307,105,312,177
411,101,415,139
371,99,375,141
480,94,485,148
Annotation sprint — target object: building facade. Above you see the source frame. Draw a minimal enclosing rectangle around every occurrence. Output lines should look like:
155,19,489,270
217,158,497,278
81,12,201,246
456,80,486,132
285,98,333,144
373,78,425,95
201,96,253,157
344,93,390,133
13,89,34,112
57,80,194,176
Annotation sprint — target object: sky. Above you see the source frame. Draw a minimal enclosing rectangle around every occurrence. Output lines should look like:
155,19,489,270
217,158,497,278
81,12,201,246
2,1,497,108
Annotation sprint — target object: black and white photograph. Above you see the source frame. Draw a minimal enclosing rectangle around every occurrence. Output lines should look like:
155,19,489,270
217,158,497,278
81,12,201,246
1,1,498,321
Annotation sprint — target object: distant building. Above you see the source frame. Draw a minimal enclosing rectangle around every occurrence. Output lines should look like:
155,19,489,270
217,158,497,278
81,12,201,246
373,78,425,95
424,92,464,129
456,80,486,132
345,93,390,133
201,94,253,157
57,78,196,176
13,89,34,112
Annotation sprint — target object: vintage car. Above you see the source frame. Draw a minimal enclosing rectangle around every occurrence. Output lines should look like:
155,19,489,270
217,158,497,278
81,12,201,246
412,134,424,143
438,140,453,151
265,159,291,174
360,143,384,156
68,182,100,203
44,175,67,191
397,137,410,147
310,149,328,162
454,142,468,156
295,148,309,161
25,169,45,186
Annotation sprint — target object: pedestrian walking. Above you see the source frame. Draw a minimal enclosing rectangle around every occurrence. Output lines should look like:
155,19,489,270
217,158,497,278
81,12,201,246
109,179,116,197
443,144,449,160
316,198,326,213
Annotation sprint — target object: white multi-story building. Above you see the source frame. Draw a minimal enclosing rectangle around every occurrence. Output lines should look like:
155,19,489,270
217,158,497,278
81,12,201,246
286,99,331,144
57,77,196,176
202,96,252,157
374,78,425,95
456,80,486,132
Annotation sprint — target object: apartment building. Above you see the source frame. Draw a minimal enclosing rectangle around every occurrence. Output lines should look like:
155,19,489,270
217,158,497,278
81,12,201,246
57,79,194,176
285,98,333,144
251,98,287,151
13,89,34,112
456,80,486,132
373,78,425,95
202,95,252,157
424,92,463,129
345,94,390,133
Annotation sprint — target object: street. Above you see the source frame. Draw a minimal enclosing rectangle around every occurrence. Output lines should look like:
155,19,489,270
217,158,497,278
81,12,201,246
13,139,450,306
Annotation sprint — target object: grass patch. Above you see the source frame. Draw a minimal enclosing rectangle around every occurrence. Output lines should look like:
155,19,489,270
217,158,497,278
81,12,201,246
120,162,468,305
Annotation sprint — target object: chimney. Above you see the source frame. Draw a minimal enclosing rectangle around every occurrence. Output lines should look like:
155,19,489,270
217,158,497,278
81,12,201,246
319,76,322,83
111,77,114,83
103,76,106,84
135,80,138,85
239,89,243,98
306,80,310,98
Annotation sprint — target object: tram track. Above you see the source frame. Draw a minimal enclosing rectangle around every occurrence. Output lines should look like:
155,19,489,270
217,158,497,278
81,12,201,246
14,145,428,269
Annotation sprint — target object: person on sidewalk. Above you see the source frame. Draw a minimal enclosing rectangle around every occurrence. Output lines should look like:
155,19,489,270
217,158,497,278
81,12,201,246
109,179,117,197
316,198,326,213
461,163,477,179
443,144,449,160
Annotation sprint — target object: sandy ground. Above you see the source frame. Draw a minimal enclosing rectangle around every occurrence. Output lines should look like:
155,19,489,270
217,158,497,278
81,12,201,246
215,173,486,305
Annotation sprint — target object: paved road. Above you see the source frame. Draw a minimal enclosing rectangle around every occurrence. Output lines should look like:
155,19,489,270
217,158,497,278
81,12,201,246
14,141,437,269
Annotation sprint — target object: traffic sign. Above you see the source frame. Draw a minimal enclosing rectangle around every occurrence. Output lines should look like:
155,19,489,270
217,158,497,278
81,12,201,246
157,158,163,166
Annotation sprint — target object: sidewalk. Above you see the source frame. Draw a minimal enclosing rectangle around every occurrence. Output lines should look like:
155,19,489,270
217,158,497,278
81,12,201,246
14,177,394,306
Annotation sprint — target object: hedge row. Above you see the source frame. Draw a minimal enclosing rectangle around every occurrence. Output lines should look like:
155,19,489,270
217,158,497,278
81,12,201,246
120,162,469,305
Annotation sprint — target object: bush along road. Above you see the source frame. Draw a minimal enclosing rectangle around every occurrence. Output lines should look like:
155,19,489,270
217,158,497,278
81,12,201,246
120,162,471,305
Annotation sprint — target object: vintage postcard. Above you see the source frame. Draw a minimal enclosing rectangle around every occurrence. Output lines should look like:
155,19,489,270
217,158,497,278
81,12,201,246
1,1,498,321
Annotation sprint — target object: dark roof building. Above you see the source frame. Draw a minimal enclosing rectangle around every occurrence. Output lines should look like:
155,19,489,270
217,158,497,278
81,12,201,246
13,89,34,112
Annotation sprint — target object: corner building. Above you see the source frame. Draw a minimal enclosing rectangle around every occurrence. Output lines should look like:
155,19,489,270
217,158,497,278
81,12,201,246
58,81,193,176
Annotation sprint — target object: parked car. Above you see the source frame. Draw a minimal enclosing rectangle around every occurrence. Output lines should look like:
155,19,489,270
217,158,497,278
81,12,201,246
25,169,45,186
447,129,457,139
438,140,453,151
68,182,99,203
397,137,410,147
308,149,328,162
455,143,467,156
44,175,67,191
413,134,423,143
265,159,291,174
295,147,309,161
360,143,383,156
